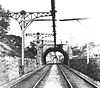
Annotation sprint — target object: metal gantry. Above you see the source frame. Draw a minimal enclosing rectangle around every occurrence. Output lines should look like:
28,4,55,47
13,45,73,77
0,10,51,75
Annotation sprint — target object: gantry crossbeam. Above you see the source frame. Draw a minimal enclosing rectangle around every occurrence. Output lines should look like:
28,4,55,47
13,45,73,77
0,10,51,30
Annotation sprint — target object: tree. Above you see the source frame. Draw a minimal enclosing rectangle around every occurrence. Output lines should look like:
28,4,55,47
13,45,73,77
71,45,86,58
2,35,22,57
71,46,80,56
0,5,10,40
25,41,37,59
5,35,22,50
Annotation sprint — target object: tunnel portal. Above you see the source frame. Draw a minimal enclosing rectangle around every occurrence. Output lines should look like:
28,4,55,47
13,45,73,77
42,47,69,65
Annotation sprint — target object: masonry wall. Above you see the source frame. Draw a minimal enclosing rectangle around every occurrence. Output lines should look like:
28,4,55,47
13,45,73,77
0,56,37,86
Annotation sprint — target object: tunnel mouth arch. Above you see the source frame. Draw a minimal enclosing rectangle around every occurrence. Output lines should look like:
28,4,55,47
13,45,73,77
42,47,69,65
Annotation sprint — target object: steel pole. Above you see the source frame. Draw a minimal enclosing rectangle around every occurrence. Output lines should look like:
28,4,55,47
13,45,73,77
22,30,25,75
87,43,89,64
51,0,56,48
20,12,26,75
36,32,40,68
41,40,44,65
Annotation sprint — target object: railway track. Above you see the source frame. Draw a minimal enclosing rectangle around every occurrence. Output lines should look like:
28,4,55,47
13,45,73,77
32,64,99,88
58,64,98,88
32,64,52,88
10,65,52,88
32,64,71,88
8,64,99,88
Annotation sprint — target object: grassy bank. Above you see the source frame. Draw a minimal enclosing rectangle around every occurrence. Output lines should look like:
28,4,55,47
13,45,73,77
70,58,100,82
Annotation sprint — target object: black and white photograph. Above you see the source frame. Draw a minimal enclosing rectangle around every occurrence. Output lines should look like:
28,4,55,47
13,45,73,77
0,0,100,88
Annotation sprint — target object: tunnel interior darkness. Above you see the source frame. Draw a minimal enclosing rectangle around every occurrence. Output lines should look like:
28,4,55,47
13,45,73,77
42,47,69,65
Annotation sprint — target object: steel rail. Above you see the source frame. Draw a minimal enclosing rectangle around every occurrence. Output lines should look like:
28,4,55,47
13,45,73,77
63,64,99,88
9,65,48,88
57,64,73,88
32,65,52,88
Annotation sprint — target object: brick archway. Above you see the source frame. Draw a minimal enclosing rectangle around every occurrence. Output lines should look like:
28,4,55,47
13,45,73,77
42,47,69,65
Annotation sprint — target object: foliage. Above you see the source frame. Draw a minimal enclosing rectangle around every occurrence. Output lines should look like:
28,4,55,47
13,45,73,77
76,42,95,57
5,35,22,50
1,34,37,58
0,5,10,39
70,59,87,74
6,35,22,57
71,44,87,57
25,41,37,59
71,46,81,56
87,59,100,81
0,34,22,57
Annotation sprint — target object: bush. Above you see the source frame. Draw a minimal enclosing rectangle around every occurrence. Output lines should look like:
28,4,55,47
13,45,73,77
70,59,87,74
87,58,100,81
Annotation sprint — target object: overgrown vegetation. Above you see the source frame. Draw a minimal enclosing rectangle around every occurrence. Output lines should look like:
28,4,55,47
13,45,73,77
70,58,87,74
25,41,37,59
70,43,100,82
87,58,100,81
0,5,10,39
0,5,37,58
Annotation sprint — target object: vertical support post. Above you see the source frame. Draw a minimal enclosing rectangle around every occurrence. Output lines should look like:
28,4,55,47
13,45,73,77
41,40,44,65
68,47,70,66
51,0,56,48
67,42,70,66
36,44,39,68
19,10,26,75
21,29,25,75
36,32,40,68
86,24,89,64
87,43,89,64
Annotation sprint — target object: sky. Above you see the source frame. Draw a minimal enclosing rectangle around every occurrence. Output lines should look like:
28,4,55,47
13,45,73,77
0,0,100,47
